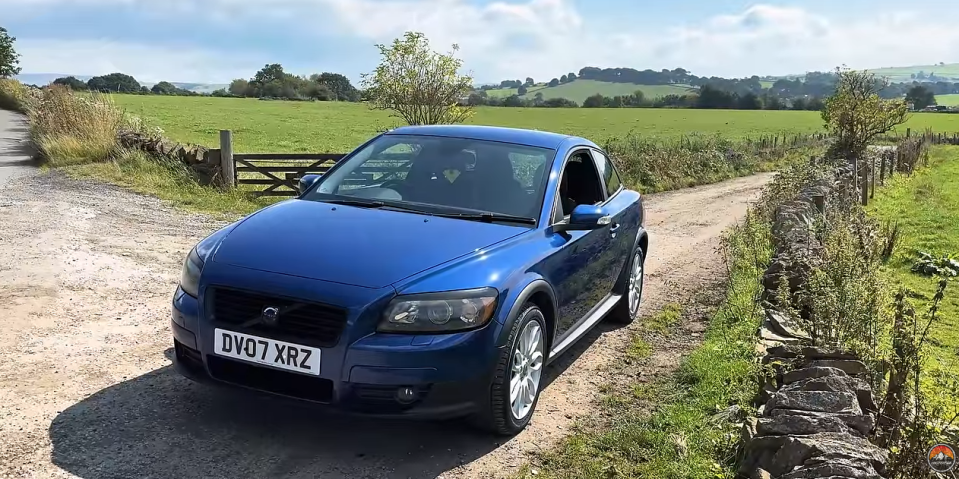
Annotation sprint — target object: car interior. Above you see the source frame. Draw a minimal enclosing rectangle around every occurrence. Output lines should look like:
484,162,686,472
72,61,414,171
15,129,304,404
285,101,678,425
551,151,605,223
366,142,545,219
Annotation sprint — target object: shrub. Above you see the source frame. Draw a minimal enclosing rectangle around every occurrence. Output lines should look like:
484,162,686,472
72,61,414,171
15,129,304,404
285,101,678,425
604,133,821,193
28,85,126,166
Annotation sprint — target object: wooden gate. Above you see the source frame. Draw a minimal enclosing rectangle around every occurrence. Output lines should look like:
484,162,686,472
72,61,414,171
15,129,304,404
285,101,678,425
233,153,345,197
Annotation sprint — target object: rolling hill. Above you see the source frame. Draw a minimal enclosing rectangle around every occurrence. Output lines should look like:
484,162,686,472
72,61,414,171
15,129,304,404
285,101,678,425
479,79,696,104
865,63,959,82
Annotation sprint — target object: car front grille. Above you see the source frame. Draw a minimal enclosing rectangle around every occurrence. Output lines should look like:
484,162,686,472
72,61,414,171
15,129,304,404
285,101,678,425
210,287,348,348
206,355,334,403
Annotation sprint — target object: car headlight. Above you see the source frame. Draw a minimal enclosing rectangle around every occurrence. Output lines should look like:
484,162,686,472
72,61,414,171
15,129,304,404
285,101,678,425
378,287,499,333
179,248,203,298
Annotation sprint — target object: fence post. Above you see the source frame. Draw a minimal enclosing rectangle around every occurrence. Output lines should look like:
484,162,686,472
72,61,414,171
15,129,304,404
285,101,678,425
880,154,887,185
906,128,911,138
870,157,876,199
220,130,236,189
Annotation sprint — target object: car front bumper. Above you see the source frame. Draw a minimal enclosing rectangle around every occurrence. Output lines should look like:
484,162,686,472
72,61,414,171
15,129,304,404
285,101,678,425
171,285,502,420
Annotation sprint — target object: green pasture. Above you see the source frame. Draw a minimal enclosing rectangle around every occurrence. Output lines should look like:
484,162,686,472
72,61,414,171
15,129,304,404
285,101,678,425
480,80,694,104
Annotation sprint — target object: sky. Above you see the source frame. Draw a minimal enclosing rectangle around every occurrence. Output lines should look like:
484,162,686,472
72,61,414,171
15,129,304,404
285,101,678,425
4,0,959,85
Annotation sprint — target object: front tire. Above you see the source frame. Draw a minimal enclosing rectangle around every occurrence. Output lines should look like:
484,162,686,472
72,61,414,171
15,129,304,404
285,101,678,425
609,246,645,324
475,304,547,436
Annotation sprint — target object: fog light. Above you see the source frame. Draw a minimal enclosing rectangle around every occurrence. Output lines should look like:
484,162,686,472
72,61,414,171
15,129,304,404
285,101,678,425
396,386,418,404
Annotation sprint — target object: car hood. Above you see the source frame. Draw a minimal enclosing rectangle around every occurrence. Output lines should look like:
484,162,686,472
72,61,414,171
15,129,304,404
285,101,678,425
212,199,528,289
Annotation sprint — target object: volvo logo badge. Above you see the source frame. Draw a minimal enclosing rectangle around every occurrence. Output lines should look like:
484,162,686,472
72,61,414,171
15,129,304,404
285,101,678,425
261,306,280,326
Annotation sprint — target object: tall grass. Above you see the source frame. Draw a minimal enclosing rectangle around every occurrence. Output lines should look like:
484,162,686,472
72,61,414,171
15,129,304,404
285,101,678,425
0,78,33,113
27,85,126,166
604,132,823,192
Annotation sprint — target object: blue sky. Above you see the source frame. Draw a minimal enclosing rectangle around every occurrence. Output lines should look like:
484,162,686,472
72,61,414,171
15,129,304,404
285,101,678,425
5,0,959,85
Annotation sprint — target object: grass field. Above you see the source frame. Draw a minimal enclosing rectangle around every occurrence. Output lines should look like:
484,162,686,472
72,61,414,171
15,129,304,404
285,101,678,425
936,94,959,106
111,95,959,154
479,80,695,104
868,145,959,412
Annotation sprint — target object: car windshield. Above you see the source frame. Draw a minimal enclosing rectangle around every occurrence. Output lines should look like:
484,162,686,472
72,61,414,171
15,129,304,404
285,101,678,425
303,134,555,222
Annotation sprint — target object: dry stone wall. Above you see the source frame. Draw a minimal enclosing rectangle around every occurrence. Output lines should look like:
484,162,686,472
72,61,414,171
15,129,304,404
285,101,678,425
738,166,889,479
117,130,224,186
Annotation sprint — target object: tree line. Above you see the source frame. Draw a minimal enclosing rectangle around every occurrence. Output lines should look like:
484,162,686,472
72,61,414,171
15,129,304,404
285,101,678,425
224,63,360,101
43,64,362,102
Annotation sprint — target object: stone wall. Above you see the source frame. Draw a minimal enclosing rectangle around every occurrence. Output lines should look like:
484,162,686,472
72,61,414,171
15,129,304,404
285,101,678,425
738,166,890,479
117,130,224,186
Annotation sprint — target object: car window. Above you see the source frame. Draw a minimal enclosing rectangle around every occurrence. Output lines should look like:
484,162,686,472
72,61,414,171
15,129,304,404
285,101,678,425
592,150,623,197
305,134,555,220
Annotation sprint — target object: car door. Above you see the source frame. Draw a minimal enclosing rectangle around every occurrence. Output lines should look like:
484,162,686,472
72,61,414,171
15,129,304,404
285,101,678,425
591,148,635,285
544,149,613,342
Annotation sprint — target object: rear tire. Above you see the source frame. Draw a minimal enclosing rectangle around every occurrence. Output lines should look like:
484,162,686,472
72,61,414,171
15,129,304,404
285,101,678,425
473,304,546,436
609,246,645,324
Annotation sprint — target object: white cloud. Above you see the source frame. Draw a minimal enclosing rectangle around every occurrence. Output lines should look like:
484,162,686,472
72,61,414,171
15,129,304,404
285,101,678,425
8,1,959,83
15,39,268,84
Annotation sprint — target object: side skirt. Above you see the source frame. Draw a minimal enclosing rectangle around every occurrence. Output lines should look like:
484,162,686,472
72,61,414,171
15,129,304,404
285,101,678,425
546,293,621,365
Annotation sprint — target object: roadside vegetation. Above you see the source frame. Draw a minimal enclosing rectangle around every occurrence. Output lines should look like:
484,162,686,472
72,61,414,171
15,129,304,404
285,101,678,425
523,67,959,479
520,160,821,479
868,145,959,414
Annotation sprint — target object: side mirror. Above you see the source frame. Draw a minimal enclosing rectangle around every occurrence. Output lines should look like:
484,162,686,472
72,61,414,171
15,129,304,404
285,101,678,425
297,174,322,195
554,204,612,232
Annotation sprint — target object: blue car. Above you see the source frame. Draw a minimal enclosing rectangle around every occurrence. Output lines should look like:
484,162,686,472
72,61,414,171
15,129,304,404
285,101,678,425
171,125,648,435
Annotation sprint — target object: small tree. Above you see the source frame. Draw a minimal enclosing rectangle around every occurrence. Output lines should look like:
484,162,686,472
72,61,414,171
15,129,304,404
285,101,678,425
361,31,474,125
905,85,935,110
822,66,908,204
0,27,21,78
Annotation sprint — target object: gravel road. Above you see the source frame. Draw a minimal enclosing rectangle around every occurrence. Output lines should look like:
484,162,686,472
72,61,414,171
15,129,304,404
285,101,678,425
0,115,773,478
0,110,36,188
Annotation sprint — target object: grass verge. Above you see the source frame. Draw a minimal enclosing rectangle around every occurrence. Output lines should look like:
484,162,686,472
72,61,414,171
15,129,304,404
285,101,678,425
61,149,269,218
867,144,959,413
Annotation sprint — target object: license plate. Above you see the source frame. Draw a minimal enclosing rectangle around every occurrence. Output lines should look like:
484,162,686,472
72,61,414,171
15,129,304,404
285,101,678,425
213,328,321,376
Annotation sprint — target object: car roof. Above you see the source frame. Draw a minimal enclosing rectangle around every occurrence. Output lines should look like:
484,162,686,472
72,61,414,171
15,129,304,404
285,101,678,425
384,125,581,150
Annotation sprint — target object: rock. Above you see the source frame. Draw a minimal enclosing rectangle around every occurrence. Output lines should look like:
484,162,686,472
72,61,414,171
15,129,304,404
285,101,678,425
739,435,788,477
742,416,758,443
781,375,878,414
749,468,773,479
761,326,805,346
758,379,778,403
799,346,859,361
756,414,850,436
764,309,810,341
768,409,874,436
779,460,882,479
783,366,848,385
766,344,801,359
804,359,868,376
767,432,888,477
765,390,863,416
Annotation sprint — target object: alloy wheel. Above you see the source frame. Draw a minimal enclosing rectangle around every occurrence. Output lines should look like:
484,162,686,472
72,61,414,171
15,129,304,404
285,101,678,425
509,320,544,420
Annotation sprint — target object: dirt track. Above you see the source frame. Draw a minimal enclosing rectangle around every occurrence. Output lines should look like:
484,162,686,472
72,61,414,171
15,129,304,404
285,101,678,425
0,114,773,478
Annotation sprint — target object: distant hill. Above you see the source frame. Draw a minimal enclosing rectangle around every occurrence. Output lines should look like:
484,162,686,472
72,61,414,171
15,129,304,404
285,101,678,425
14,73,227,93
479,80,696,104
866,63,959,82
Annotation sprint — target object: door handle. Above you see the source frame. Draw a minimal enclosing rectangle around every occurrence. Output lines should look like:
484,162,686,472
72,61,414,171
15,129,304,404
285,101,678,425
609,223,621,233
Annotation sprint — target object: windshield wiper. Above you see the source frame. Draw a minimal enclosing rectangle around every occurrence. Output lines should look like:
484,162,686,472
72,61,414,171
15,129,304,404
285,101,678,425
433,212,536,225
321,198,387,208
321,198,430,214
